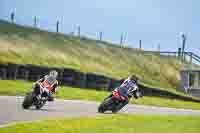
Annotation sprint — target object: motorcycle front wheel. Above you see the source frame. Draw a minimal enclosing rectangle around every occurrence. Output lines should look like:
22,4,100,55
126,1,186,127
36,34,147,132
98,97,114,113
111,101,128,113
22,92,34,109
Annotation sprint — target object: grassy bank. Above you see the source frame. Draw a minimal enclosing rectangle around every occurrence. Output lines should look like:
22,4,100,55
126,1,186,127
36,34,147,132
0,20,190,89
0,80,200,110
1,114,200,133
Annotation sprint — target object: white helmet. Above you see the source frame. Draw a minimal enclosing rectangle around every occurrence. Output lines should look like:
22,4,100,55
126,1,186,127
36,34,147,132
49,70,58,79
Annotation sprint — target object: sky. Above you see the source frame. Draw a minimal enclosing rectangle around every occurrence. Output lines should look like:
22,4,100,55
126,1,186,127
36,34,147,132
0,0,200,54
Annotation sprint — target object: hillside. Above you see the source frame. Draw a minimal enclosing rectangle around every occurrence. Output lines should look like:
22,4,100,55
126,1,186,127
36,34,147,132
0,20,186,89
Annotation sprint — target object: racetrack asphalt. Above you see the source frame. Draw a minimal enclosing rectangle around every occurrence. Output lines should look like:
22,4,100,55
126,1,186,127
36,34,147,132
0,96,200,126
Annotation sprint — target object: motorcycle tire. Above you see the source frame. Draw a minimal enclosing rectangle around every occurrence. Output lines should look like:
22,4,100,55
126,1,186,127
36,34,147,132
111,101,127,113
98,97,113,113
22,92,34,109
35,99,46,110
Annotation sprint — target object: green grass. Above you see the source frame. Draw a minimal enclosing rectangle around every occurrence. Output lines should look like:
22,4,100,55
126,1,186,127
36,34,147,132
1,80,200,110
0,20,190,89
1,114,200,133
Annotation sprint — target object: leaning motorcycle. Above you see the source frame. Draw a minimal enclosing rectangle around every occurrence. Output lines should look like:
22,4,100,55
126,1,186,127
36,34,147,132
98,84,141,113
22,82,50,110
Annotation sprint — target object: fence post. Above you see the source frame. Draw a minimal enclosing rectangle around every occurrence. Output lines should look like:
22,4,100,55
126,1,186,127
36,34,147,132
11,12,15,23
181,34,187,58
34,16,37,27
56,21,59,33
99,31,103,41
139,40,142,49
178,48,182,58
157,43,161,56
137,40,141,56
78,25,80,38
120,33,123,46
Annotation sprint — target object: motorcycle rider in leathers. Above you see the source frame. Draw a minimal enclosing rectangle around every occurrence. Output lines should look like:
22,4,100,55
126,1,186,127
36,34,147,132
32,70,58,101
113,75,140,111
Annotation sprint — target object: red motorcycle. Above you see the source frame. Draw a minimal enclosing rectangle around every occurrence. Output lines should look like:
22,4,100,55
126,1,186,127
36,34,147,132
98,84,141,113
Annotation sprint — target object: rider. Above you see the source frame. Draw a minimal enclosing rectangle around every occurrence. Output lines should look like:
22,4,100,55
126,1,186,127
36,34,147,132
33,70,59,101
118,75,139,99
113,75,140,111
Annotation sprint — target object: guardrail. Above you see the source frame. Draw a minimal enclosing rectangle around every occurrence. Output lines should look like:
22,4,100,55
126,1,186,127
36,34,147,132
0,63,120,90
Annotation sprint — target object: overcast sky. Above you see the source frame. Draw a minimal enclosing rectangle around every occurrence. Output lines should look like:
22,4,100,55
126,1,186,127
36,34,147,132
0,0,200,54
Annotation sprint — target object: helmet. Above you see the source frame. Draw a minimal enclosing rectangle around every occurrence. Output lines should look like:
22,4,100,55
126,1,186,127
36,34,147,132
49,70,58,79
128,75,138,83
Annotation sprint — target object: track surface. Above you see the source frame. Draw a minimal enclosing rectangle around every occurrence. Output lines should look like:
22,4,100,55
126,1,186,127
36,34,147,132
1,96,200,126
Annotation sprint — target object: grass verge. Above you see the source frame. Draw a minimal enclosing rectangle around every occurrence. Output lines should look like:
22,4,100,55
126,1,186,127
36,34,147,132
0,114,200,133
